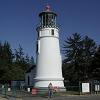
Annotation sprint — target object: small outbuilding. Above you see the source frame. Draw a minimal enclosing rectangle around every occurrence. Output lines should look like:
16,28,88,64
25,65,36,87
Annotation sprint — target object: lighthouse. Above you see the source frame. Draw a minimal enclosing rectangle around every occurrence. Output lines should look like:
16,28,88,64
34,6,64,90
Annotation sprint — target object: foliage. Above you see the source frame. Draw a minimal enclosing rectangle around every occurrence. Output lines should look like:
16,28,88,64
0,41,34,83
91,45,100,79
63,33,97,82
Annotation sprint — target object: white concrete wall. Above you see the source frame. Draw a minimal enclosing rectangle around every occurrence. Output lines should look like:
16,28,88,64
35,27,64,88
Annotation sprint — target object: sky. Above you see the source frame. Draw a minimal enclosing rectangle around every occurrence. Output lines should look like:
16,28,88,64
0,0,100,61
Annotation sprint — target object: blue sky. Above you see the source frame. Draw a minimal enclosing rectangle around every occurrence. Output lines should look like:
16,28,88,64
0,0,100,60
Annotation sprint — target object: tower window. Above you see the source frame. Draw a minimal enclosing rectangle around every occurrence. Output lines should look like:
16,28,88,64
36,43,38,53
51,29,54,35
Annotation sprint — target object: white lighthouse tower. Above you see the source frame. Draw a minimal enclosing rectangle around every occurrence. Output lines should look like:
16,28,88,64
34,6,64,90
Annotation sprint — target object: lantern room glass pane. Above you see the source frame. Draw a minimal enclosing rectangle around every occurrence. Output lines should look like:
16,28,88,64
39,12,57,28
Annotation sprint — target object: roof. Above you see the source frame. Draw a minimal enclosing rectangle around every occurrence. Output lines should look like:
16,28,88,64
39,11,57,17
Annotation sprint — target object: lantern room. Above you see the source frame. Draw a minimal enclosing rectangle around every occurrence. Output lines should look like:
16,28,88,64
38,5,57,28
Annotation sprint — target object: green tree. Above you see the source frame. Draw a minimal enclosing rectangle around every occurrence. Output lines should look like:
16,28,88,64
15,45,24,62
81,36,97,80
30,56,35,66
14,45,30,79
63,33,82,82
91,46,100,79
0,42,33,83
63,33,97,82
0,41,13,83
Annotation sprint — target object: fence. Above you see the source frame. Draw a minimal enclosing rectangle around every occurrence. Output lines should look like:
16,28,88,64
0,85,34,98
65,81,100,94
0,81,100,97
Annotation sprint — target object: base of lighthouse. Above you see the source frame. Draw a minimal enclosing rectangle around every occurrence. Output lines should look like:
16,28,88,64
34,77,66,92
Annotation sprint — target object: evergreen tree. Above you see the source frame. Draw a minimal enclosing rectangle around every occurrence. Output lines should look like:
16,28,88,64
63,33,97,82
14,45,30,79
63,33,82,82
0,41,13,83
0,42,34,83
15,45,24,62
81,36,97,80
91,46,100,79
30,56,35,65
